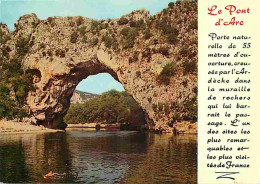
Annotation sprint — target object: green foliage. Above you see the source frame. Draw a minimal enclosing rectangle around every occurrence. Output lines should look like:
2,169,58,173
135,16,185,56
102,33,114,49
64,104,85,123
158,62,178,85
0,33,35,120
168,2,175,8
1,46,11,58
47,17,53,24
120,27,138,49
182,60,197,74
0,29,10,44
0,57,34,119
81,35,87,43
91,21,101,34
183,1,193,11
70,31,78,43
182,97,197,120
129,20,146,30
171,94,197,122
0,84,13,119
167,33,178,44
101,33,118,50
65,90,145,125
76,16,84,26
47,17,56,27
118,17,129,25
144,29,151,40
15,37,30,56
101,23,109,29
91,38,99,46
120,27,131,36
78,26,86,36
69,21,75,27
90,20,107,34
155,17,179,44
1,58,34,105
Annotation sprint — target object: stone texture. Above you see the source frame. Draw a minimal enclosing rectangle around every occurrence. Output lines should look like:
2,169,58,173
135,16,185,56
70,90,99,104
0,2,198,132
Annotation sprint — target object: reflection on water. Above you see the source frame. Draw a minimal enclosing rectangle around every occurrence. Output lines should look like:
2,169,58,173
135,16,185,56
0,131,197,183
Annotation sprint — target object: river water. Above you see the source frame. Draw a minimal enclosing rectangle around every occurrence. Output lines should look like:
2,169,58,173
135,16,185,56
0,130,197,183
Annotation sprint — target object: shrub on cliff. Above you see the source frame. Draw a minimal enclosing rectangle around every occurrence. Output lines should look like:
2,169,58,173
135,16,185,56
183,60,197,74
78,26,86,36
102,34,114,49
0,57,34,120
158,62,178,85
168,2,175,8
155,18,179,44
76,16,84,26
15,37,30,56
91,38,99,46
0,29,10,44
144,29,151,40
120,27,138,49
118,17,129,25
70,31,78,43
47,17,53,24
129,20,146,30
183,97,197,120
0,84,14,119
0,33,36,119
90,20,103,34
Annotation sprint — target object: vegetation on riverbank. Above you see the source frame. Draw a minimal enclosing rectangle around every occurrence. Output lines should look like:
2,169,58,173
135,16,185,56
0,31,35,120
65,90,146,126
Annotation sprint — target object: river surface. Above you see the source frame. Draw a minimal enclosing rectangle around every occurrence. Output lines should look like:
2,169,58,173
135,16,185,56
0,130,197,183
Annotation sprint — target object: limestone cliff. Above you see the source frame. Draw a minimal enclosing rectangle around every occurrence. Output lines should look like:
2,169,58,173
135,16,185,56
0,2,197,132
70,90,99,104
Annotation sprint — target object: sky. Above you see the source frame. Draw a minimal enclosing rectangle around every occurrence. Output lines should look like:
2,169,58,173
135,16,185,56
0,0,175,94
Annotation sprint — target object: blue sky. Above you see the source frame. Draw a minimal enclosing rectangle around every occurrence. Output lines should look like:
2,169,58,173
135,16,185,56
0,0,175,94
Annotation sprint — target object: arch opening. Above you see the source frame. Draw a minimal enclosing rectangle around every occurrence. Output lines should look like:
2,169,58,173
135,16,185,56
64,73,147,130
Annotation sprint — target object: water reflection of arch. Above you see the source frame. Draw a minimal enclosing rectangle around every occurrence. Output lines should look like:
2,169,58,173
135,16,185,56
65,130,148,183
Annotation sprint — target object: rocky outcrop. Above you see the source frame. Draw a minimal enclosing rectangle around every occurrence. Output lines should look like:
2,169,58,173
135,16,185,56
0,2,197,132
70,90,99,104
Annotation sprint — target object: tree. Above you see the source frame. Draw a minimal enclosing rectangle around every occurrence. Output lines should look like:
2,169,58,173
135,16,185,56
65,90,145,125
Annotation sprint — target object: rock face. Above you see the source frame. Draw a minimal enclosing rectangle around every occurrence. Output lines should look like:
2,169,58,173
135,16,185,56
70,90,99,104
0,2,197,132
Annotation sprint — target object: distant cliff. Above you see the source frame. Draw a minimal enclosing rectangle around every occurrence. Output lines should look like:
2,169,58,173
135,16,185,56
70,90,99,104
0,1,197,133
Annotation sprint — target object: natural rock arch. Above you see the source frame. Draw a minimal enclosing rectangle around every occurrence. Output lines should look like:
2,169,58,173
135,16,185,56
0,2,198,132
